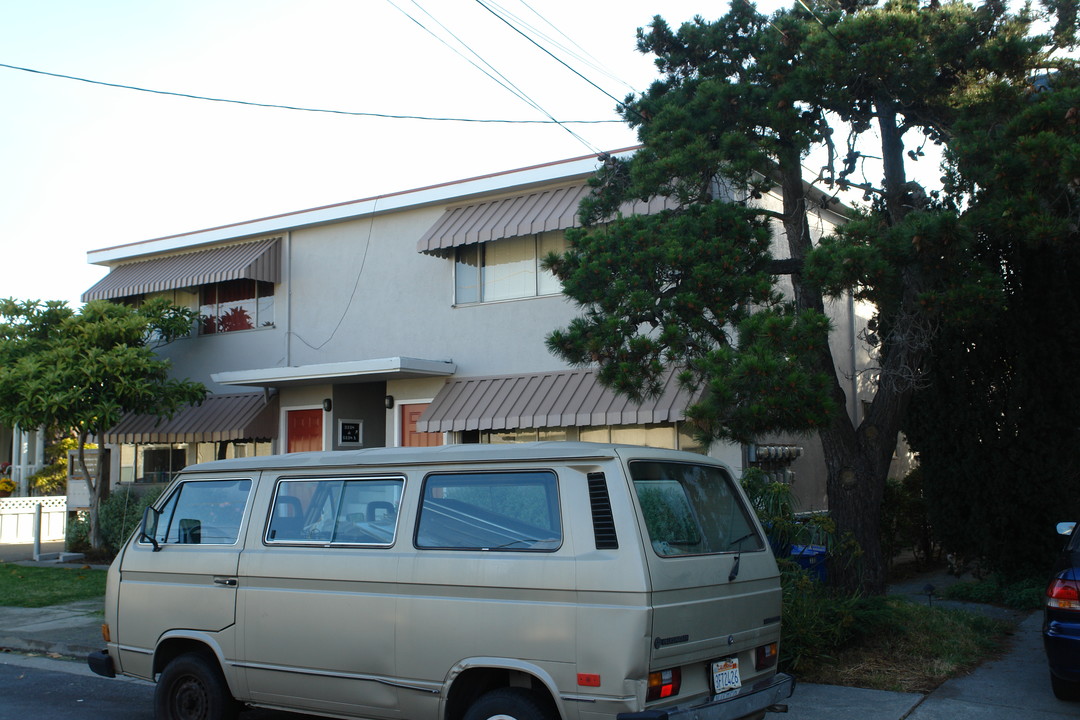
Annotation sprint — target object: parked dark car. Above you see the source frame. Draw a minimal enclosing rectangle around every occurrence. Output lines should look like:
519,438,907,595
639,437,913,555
1044,521,1080,700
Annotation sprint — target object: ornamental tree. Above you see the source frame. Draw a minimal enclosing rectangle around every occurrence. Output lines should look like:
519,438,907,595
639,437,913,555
0,298,206,551
547,0,1077,594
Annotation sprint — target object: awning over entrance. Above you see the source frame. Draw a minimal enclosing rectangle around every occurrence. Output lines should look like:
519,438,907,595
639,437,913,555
82,237,281,302
212,357,456,388
416,367,696,433
416,184,677,254
102,392,279,444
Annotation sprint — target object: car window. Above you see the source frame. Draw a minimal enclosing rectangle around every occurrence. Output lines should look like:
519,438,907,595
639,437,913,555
630,461,763,557
151,479,252,545
266,477,403,546
416,471,561,551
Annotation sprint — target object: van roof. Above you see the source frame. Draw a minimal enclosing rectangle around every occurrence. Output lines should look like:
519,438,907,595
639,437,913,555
178,441,718,475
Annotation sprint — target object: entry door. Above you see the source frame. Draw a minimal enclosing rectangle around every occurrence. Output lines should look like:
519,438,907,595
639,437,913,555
288,409,323,452
401,403,442,447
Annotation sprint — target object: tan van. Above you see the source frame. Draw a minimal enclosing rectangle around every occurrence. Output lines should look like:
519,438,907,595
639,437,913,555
88,442,793,720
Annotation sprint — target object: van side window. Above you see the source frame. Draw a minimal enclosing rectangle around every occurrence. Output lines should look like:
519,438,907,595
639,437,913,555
266,477,403,546
416,471,561,551
629,461,764,557
152,479,252,545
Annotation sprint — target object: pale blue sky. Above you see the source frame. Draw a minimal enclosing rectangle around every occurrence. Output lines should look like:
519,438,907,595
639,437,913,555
0,0,786,306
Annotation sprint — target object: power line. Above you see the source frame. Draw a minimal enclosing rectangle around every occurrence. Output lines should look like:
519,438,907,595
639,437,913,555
0,61,621,125
390,0,604,154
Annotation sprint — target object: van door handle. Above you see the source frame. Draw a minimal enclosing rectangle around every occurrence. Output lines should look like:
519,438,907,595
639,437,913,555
213,576,238,587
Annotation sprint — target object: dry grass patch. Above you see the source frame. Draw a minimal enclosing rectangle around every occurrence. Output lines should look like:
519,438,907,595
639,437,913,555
794,597,1014,693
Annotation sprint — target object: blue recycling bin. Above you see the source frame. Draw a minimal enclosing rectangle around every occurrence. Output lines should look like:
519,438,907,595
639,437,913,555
790,544,827,582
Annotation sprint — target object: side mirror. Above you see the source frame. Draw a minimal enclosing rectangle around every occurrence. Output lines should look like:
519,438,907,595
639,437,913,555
140,506,162,552
1057,522,1077,537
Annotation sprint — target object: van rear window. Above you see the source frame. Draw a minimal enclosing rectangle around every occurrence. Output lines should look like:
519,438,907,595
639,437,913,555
629,461,763,557
416,471,561,551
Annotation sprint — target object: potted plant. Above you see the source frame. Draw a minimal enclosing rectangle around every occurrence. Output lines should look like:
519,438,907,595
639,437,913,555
0,477,15,497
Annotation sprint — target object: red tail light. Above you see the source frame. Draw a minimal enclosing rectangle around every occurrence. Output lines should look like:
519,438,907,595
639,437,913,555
756,642,778,669
1047,578,1080,610
646,668,682,701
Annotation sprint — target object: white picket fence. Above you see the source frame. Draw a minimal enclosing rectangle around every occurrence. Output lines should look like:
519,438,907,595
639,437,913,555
0,496,67,543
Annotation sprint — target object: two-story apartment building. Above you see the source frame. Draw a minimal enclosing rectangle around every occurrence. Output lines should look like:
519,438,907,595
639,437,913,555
83,149,863,510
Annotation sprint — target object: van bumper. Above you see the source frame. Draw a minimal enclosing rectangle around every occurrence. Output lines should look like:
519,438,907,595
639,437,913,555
617,673,795,720
87,649,116,678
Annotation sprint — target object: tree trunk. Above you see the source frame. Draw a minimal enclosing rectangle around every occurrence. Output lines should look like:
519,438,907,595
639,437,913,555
776,140,895,595
77,431,109,552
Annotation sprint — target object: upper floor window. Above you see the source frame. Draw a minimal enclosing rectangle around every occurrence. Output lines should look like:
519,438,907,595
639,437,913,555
200,279,275,334
454,231,566,304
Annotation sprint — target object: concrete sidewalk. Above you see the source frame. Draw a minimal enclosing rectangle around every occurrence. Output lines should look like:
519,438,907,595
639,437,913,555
0,543,1075,719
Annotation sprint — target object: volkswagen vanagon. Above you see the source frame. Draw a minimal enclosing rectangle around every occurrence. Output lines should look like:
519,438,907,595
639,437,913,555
88,442,793,720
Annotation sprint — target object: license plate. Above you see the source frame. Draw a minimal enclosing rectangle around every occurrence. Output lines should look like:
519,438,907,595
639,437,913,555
712,657,742,694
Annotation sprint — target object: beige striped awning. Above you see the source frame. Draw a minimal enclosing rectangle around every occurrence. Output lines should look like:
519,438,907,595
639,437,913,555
82,237,281,302
417,184,677,254
416,367,696,433
103,392,279,444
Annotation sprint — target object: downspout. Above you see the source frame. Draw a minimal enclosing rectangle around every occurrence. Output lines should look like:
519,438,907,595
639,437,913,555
848,291,859,426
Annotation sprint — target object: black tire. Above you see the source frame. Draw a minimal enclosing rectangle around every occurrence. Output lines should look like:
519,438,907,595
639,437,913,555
463,687,555,720
1051,672,1080,702
154,651,240,720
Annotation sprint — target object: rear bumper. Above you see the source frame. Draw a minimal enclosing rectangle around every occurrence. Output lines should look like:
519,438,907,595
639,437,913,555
617,673,795,720
87,649,116,678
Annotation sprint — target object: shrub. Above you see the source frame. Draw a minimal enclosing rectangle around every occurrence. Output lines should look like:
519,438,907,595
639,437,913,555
941,574,1046,611
66,486,164,557
881,468,937,567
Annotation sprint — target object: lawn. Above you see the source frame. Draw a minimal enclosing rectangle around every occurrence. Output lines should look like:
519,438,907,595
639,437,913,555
794,597,1015,693
0,563,108,607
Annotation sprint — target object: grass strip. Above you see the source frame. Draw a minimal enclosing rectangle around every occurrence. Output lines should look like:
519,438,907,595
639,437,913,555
795,597,1014,693
0,564,107,607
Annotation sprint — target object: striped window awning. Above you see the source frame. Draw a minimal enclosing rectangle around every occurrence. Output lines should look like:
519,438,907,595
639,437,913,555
416,367,696,433
102,392,279,444
416,184,676,254
82,237,281,302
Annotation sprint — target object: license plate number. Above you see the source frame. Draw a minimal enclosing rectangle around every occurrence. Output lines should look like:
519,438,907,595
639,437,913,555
712,657,741,694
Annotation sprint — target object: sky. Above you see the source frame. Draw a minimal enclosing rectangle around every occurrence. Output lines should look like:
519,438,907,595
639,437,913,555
0,0,793,308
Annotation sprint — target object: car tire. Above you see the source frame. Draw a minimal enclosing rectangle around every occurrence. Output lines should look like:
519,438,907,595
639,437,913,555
463,687,555,720
154,650,240,720
1051,672,1080,701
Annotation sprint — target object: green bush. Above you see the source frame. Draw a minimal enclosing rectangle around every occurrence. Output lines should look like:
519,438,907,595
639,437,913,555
881,468,937,567
66,486,164,557
941,574,1046,611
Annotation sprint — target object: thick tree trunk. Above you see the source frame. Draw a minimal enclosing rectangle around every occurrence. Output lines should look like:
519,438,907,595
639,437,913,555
776,141,895,595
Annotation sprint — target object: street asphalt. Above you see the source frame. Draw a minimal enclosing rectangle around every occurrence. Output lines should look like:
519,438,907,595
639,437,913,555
0,540,1075,719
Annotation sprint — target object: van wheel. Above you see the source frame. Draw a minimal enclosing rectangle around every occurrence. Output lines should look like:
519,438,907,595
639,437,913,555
463,688,555,720
154,651,240,720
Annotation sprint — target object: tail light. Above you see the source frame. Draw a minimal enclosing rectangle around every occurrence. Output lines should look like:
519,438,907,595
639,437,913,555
756,642,778,670
1047,577,1080,610
646,668,682,701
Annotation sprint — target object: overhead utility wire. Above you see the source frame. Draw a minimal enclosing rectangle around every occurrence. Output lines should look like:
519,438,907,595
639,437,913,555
474,0,630,111
0,61,619,125
489,0,637,94
390,0,603,153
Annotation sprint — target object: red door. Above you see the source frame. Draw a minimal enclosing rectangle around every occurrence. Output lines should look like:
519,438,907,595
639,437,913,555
287,409,323,453
401,404,442,447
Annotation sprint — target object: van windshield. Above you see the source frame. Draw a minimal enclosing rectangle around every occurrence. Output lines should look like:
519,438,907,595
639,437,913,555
629,461,763,557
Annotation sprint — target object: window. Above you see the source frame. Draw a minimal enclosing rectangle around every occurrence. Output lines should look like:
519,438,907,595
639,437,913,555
266,477,404,545
147,479,252,545
200,279,275,334
455,231,566,304
119,441,272,484
629,461,763,557
416,471,561,551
